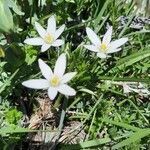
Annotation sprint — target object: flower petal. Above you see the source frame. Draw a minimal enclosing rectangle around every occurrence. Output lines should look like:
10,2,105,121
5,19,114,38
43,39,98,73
22,79,49,89
110,38,128,50
84,45,99,52
35,22,46,38
38,59,53,80
54,53,66,77
86,27,101,46
58,84,76,96
24,37,44,45
102,26,112,45
41,43,51,52
61,72,77,84
48,87,58,100
97,52,107,58
54,24,65,40
51,39,64,47
107,48,121,54
47,15,56,34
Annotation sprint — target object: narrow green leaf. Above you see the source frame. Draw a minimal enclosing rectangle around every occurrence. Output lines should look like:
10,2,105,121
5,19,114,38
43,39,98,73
79,88,96,96
102,118,140,132
126,30,150,36
0,68,19,94
0,0,14,32
7,0,24,15
94,0,110,27
0,127,57,135
115,49,150,69
61,137,111,149
98,76,150,83
61,132,133,149
112,129,150,149
0,127,32,135
118,10,136,38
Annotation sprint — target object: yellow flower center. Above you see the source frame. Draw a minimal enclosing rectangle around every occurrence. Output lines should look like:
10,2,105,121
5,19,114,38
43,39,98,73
100,43,108,53
50,75,60,87
44,33,54,44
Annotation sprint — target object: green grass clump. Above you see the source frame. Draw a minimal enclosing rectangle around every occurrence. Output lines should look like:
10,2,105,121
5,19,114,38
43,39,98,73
0,0,149,149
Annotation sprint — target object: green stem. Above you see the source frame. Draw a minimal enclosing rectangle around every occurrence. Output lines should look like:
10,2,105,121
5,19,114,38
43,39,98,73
53,94,63,109
51,97,68,150
48,49,51,60
58,97,68,130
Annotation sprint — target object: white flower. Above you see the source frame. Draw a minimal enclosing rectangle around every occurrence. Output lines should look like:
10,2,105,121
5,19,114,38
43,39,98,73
22,53,77,100
84,26,128,58
24,15,65,52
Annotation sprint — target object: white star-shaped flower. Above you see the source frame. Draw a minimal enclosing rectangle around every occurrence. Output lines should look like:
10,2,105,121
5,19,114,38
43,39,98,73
84,26,128,58
22,53,77,100
24,15,65,52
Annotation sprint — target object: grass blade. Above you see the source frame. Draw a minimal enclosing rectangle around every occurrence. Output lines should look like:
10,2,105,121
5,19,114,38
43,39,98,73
112,129,150,149
102,118,140,132
115,49,150,69
0,68,19,94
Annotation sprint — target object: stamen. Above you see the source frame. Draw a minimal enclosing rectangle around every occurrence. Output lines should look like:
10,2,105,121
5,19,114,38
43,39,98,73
44,33,54,44
100,43,108,53
50,75,60,87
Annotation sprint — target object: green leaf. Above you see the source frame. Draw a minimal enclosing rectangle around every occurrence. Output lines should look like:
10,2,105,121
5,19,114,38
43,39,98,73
7,0,24,15
60,133,132,149
5,108,22,125
25,48,38,65
102,118,140,132
0,126,31,135
79,88,96,96
98,76,150,83
115,49,150,69
0,0,14,32
61,137,111,149
94,0,110,27
112,129,150,149
0,69,19,94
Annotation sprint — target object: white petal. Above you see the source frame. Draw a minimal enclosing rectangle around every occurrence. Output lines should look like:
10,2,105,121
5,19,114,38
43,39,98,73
84,45,99,52
22,79,49,89
110,38,128,50
47,15,56,34
48,87,58,100
97,52,107,58
86,27,101,46
102,26,112,45
54,24,65,40
54,53,66,77
107,48,121,54
38,59,53,80
51,39,64,47
58,84,76,96
35,22,46,38
24,37,44,45
61,72,77,84
41,43,51,52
